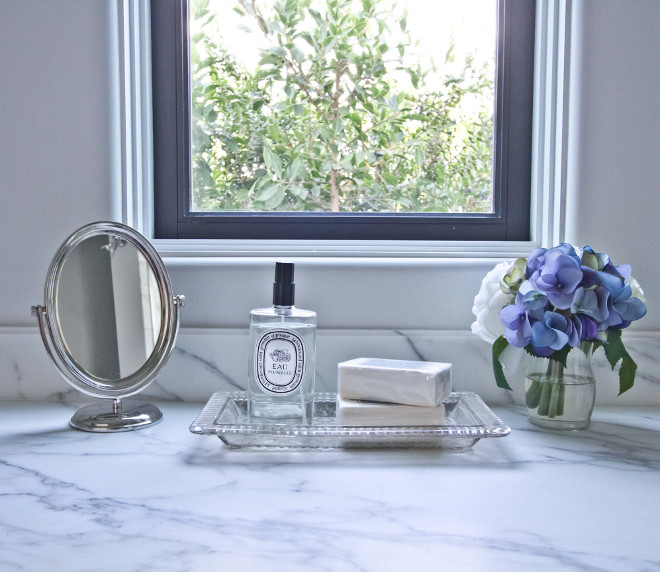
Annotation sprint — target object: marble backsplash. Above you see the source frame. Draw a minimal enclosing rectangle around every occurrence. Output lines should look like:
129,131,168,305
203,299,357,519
1,327,659,406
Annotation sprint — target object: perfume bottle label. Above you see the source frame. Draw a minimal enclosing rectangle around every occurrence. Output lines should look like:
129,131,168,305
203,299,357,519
255,329,306,394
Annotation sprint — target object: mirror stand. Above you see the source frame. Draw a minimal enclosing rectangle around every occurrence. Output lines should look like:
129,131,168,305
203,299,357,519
70,399,163,432
33,303,168,432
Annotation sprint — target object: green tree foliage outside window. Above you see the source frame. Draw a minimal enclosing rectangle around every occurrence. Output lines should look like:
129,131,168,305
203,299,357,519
191,0,494,214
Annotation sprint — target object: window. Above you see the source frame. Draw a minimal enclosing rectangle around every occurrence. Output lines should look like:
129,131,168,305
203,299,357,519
151,0,535,241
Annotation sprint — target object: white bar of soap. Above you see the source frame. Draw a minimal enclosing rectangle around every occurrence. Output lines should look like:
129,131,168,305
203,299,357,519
337,358,452,406
336,397,446,426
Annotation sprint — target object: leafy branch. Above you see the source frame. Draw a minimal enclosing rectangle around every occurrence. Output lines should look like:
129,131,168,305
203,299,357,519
191,0,495,213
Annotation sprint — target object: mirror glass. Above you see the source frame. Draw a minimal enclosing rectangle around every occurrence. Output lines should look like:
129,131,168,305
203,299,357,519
54,234,162,383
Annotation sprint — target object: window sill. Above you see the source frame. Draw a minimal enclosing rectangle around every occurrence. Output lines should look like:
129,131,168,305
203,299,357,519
154,238,536,260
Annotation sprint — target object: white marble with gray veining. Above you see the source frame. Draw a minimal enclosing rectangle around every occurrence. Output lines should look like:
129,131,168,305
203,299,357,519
2,327,659,405
1,400,659,571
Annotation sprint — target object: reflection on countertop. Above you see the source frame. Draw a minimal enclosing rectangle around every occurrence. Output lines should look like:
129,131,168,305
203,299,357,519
1,400,659,571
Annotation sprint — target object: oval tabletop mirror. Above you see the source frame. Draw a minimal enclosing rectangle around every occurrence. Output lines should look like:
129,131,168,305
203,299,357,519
32,221,184,432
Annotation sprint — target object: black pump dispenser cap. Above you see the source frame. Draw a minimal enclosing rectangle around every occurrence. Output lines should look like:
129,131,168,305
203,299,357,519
273,262,295,306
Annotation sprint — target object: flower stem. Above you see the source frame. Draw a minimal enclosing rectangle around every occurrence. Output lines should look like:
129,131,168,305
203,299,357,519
557,383,566,416
545,359,565,418
529,359,567,419
537,379,551,416
548,381,561,418
525,379,542,408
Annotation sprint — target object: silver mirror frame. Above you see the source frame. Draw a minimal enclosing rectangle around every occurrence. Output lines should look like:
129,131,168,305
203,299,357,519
32,221,185,432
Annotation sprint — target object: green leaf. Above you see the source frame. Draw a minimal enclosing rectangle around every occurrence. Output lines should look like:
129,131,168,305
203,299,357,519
403,113,428,122
549,344,571,369
264,184,286,209
266,46,287,57
300,32,316,48
603,329,625,369
308,8,324,26
254,182,279,202
254,68,280,82
235,188,250,201
586,339,605,355
263,146,283,176
284,84,299,101
602,329,638,395
287,156,306,180
383,172,398,185
268,124,282,142
289,185,308,200
339,156,354,170
291,46,306,63
259,53,283,66
525,379,542,408
317,127,334,141
284,0,298,13
618,353,637,395
492,336,512,391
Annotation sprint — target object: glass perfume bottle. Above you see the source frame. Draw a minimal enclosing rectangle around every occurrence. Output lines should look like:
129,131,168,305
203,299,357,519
248,262,316,424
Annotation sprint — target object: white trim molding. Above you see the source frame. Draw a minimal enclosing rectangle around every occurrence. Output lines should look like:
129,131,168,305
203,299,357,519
531,0,573,248
111,0,154,235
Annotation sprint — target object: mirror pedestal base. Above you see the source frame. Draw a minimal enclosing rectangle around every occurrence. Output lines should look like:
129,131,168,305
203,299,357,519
70,400,163,432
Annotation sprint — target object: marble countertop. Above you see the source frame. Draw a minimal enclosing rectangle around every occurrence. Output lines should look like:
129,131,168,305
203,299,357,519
1,400,660,572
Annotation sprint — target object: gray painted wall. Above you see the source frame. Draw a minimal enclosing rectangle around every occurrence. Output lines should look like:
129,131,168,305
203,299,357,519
0,1,116,326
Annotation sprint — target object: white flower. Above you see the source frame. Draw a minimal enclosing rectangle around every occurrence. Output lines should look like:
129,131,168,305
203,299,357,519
471,261,515,344
629,277,647,304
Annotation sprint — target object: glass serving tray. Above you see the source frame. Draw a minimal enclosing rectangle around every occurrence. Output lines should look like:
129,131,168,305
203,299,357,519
189,391,511,450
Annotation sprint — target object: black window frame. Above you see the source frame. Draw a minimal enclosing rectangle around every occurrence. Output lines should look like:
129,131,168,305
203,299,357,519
151,0,535,241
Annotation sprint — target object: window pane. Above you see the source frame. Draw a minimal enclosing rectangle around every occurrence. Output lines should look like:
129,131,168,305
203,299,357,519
190,0,496,215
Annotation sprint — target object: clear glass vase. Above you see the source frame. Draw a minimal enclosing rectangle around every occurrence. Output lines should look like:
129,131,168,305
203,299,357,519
524,346,596,430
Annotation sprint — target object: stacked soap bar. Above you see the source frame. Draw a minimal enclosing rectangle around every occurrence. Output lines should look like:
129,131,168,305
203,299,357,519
336,398,447,426
336,358,452,426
